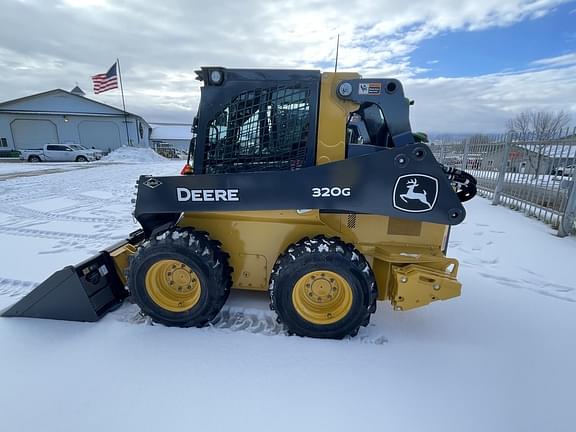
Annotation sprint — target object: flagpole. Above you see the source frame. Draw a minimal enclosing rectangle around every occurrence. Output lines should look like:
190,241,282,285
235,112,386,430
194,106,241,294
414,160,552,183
116,58,131,146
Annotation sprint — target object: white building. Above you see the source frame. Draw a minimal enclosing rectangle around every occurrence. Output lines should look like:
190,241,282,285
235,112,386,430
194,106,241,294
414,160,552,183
0,86,151,152
150,123,193,152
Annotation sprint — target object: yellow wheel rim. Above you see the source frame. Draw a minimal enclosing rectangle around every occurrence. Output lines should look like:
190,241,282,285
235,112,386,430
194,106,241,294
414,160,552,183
145,259,201,312
292,270,353,325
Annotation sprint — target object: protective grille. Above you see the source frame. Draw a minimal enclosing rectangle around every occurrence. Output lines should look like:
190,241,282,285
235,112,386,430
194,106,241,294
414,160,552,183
347,214,357,229
203,85,312,174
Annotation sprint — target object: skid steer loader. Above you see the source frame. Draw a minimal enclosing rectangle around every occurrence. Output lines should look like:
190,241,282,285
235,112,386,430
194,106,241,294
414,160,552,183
2,67,477,339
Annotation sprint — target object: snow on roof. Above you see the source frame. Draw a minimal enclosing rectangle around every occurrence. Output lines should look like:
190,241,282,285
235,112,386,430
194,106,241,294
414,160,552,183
0,89,149,126
150,123,193,141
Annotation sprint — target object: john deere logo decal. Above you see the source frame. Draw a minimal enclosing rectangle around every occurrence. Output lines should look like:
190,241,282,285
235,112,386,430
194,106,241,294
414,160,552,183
393,174,438,213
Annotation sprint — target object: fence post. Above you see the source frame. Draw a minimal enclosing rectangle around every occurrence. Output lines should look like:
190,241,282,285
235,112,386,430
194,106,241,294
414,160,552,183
559,176,576,237
462,139,469,170
492,133,512,206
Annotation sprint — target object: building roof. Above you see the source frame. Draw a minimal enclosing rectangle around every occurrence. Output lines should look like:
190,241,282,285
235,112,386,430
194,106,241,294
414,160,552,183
150,123,193,140
0,89,143,120
70,85,86,96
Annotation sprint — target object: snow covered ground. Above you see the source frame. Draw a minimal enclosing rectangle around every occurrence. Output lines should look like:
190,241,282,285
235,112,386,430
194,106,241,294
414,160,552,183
0,154,575,432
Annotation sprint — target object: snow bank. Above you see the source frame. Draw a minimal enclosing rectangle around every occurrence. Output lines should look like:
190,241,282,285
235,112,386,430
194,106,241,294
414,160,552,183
101,146,167,163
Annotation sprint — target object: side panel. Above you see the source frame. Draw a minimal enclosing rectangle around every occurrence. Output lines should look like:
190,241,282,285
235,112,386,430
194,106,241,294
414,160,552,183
316,72,360,165
178,210,452,300
179,210,335,291
135,145,466,235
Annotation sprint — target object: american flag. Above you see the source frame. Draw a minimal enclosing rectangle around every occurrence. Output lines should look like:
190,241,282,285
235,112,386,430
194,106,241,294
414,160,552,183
91,63,118,94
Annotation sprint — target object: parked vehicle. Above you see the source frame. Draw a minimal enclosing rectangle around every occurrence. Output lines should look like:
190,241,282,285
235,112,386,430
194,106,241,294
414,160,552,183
19,144,98,162
552,164,575,177
68,144,104,160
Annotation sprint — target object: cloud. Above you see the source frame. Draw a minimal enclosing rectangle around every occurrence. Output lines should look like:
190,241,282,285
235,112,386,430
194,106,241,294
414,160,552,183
0,0,573,130
531,52,576,67
407,64,576,133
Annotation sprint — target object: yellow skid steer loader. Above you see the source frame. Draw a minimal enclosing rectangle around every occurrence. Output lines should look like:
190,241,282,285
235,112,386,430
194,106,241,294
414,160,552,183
2,67,476,339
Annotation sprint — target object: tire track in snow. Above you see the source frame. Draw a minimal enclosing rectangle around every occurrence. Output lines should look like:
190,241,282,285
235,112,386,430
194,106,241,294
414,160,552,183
0,204,127,224
111,304,388,344
479,272,575,303
0,226,117,241
0,278,38,299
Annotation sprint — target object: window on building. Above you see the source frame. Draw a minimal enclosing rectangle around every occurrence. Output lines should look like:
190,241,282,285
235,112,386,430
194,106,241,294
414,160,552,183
0,138,7,147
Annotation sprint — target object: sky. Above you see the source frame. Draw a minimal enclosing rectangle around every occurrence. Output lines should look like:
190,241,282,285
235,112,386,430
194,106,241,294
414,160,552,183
0,0,575,133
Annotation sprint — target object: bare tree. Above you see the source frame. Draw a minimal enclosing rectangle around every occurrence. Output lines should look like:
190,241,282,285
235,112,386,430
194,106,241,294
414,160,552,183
506,110,571,177
506,111,532,137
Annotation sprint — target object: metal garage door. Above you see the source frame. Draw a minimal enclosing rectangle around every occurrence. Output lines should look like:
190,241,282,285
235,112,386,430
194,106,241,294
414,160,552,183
78,120,122,151
11,119,59,149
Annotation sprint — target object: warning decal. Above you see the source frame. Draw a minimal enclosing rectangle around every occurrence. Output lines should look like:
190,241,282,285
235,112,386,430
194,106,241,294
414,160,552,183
358,82,381,95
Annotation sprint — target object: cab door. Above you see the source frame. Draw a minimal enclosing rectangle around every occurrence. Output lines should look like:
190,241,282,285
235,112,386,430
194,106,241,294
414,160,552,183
45,144,73,161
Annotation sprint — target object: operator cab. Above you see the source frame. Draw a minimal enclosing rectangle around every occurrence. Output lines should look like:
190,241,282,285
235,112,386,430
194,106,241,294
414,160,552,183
185,67,416,175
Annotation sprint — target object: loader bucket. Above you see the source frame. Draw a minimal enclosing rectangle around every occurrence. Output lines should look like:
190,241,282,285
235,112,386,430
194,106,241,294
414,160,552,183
1,231,144,322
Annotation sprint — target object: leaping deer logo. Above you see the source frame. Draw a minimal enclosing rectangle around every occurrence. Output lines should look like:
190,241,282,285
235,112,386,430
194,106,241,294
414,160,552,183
399,178,432,208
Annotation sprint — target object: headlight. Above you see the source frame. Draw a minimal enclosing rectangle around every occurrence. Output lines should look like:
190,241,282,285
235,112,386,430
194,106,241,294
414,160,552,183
209,70,224,85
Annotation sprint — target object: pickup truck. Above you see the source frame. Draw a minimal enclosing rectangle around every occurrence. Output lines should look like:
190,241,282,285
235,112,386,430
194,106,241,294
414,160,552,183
68,144,104,160
20,144,98,162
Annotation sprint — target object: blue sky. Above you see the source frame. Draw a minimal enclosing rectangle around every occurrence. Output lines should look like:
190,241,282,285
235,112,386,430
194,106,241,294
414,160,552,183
411,3,576,77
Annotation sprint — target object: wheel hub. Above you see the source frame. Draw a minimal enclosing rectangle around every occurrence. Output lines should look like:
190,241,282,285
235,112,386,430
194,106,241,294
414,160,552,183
145,259,201,312
305,273,337,303
292,270,353,325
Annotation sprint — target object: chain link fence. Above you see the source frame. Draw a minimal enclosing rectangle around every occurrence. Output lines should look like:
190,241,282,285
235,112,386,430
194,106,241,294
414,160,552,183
430,128,576,237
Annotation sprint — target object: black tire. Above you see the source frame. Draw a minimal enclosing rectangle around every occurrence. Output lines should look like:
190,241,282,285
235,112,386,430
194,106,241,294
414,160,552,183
76,155,88,162
269,236,377,339
128,227,232,327
28,155,41,162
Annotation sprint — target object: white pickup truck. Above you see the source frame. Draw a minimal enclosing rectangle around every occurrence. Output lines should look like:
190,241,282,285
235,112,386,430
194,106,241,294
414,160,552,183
19,144,99,162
